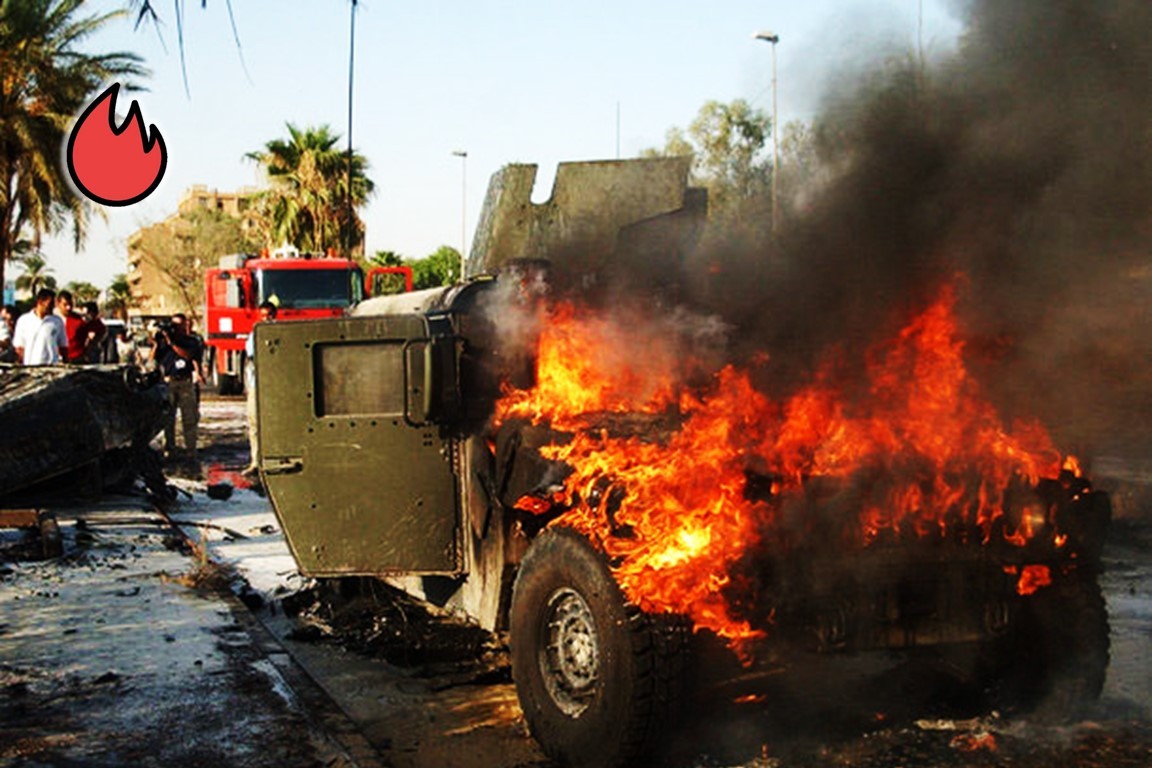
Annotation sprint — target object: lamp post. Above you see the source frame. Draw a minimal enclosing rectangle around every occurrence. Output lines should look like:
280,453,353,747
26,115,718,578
345,0,359,256
451,150,467,280
753,30,780,234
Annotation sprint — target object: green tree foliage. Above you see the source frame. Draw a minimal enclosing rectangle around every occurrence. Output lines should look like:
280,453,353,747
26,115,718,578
779,121,818,191
63,280,100,303
646,100,771,204
366,246,461,293
645,99,824,244
368,250,404,268
0,0,146,293
14,252,56,296
103,273,135,319
364,250,410,295
246,124,374,255
134,208,258,323
409,246,461,290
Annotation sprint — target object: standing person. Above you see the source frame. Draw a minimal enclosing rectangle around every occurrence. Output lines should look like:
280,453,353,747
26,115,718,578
0,305,15,362
243,301,278,475
55,290,85,363
185,316,207,371
116,328,139,367
77,301,108,363
13,289,67,365
151,313,205,463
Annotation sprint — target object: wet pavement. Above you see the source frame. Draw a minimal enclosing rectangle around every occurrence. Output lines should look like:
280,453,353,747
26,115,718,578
0,498,353,767
2,396,1152,767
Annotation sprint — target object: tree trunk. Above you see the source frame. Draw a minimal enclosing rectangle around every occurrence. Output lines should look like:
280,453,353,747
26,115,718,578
0,158,18,299
0,202,12,299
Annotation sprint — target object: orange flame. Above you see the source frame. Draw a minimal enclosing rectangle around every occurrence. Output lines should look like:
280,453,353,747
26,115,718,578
950,732,998,752
66,83,166,206
497,284,1071,644
1006,564,1053,596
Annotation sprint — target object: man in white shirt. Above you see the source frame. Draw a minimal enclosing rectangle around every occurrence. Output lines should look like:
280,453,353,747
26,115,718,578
13,288,68,365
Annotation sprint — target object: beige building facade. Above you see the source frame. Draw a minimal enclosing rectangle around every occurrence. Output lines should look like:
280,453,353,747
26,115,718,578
126,185,260,321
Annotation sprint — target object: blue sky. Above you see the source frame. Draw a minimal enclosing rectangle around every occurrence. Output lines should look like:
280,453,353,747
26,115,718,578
42,0,962,289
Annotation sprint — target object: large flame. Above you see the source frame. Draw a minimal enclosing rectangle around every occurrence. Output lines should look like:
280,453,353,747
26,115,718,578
496,284,1070,644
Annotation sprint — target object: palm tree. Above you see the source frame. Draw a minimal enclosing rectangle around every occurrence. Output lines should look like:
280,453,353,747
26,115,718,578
14,253,57,297
63,280,100,303
246,124,374,254
103,273,135,320
0,0,146,295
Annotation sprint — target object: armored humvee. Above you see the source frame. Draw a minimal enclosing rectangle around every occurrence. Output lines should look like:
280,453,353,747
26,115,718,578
255,159,1111,768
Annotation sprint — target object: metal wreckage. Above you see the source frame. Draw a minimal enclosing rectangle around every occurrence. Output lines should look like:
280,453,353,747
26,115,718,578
253,157,1111,768
0,364,171,505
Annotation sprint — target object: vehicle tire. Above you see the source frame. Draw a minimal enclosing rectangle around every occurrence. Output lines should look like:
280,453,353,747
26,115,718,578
986,571,1110,718
510,527,688,768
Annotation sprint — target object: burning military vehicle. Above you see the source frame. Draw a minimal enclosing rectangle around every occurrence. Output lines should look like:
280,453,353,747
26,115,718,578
254,157,1111,767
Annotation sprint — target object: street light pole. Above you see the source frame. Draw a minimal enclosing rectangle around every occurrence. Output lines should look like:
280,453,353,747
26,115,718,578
345,0,358,256
754,30,780,234
451,150,467,280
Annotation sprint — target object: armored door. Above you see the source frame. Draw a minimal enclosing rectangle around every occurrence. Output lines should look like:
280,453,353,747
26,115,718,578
254,315,460,575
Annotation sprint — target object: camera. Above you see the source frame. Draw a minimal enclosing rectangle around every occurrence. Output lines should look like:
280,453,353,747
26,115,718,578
154,321,177,341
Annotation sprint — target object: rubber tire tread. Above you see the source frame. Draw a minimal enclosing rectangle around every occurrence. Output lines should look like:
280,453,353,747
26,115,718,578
510,527,688,768
992,571,1110,717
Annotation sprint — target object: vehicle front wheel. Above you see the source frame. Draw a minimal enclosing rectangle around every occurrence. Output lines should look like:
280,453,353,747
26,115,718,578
977,570,1110,719
510,527,688,768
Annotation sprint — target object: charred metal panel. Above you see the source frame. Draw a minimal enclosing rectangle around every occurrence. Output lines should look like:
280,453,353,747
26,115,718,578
255,317,460,575
467,158,706,294
0,365,169,501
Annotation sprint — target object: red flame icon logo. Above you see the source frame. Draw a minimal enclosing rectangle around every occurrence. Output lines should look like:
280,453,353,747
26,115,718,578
66,83,167,206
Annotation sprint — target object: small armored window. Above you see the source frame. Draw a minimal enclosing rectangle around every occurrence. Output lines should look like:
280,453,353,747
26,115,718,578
313,341,405,416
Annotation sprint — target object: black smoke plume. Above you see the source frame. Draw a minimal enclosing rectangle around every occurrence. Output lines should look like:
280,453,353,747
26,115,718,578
692,0,1151,456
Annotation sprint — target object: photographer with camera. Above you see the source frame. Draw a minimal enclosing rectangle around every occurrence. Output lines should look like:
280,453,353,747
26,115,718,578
150,313,204,466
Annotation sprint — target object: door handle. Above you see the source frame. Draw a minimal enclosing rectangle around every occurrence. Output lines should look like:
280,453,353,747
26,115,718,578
262,457,304,475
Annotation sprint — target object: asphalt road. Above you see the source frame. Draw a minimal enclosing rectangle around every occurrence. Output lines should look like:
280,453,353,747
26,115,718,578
197,396,1152,768
3,395,1151,767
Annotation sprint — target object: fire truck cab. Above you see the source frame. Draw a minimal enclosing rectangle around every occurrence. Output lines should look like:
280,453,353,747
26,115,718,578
204,245,412,394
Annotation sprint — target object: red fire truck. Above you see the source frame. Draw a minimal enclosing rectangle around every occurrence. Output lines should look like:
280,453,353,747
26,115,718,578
203,245,413,393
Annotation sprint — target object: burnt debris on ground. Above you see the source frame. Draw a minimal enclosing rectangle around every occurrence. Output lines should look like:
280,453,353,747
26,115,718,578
281,578,511,686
